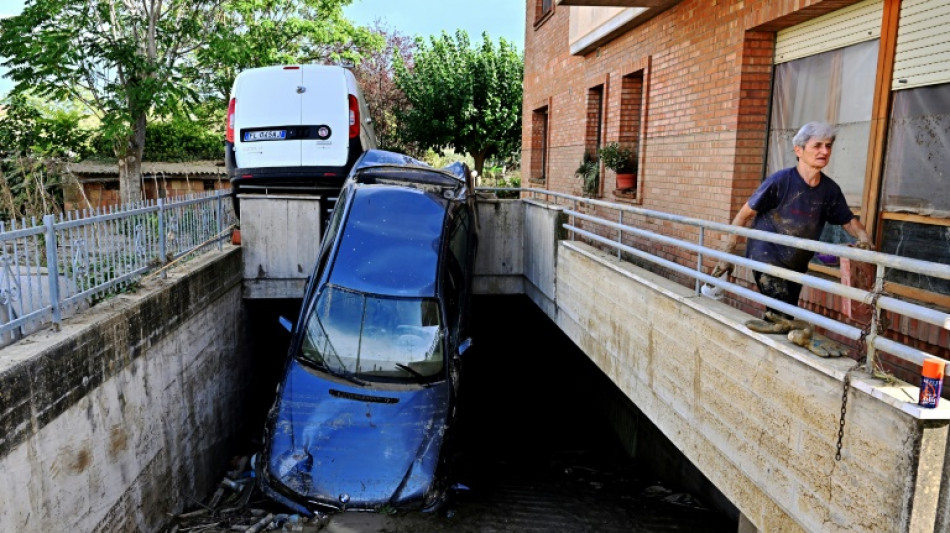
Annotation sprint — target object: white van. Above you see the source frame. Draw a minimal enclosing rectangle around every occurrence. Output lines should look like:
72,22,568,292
225,65,376,198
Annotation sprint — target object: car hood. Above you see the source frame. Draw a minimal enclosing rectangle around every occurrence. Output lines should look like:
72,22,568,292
263,358,450,509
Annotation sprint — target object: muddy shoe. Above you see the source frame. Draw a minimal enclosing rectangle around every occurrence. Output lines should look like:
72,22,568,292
745,319,793,334
788,328,847,358
763,311,809,330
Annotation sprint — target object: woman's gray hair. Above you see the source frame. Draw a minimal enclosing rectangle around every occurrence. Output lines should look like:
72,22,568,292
793,122,836,148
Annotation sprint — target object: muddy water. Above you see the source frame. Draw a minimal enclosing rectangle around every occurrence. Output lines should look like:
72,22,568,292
168,295,735,532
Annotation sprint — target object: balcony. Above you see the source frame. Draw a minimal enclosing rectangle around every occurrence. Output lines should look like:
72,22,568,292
559,1,682,55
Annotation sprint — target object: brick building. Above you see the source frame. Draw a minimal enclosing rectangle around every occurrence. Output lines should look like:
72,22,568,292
522,0,949,377
64,161,229,211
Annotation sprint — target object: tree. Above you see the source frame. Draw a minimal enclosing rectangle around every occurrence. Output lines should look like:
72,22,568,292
351,21,417,154
394,30,523,176
195,0,381,105
0,0,377,205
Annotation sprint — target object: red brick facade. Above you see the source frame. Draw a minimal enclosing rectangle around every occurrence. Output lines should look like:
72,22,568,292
521,0,948,382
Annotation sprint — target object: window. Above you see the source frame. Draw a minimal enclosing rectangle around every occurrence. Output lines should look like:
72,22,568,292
617,71,644,194
302,287,444,380
767,39,879,210
584,85,604,196
879,82,950,293
531,106,549,182
586,85,604,158
535,0,553,24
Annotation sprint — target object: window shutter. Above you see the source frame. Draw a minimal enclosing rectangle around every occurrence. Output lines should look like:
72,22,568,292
892,0,950,90
774,0,883,64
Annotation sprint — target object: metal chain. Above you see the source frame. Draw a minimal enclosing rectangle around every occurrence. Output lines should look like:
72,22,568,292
835,289,886,461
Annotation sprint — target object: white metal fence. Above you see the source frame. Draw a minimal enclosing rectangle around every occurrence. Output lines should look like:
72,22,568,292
0,191,235,346
491,187,950,374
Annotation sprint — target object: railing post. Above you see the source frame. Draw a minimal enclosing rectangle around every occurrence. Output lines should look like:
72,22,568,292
618,211,623,260
571,199,577,241
158,198,167,280
695,227,705,296
43,215,61,328
216,193,223,252
865,263,886,372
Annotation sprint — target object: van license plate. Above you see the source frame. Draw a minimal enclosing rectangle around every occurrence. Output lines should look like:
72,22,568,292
244,130,287,142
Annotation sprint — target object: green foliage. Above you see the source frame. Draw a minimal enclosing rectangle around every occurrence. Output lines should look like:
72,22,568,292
394,30,523,175
87,118,221,161
421,147,475,169
598,142,636,174
195,0,383,103
0,94,93,219
0,0,378,202
575,152,600,197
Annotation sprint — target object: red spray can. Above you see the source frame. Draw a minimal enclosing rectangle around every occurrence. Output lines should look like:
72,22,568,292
919,359,946,409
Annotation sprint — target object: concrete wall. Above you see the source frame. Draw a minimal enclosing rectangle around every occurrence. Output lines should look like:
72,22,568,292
473,199,525,295
0,247,249,533
554,240,949,532
240,194,323,299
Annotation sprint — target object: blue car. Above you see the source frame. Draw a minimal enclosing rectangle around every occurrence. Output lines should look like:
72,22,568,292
259,150,478,515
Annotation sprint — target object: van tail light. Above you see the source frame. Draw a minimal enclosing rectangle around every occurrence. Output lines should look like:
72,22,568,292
226,98,236,143
348,95,359,139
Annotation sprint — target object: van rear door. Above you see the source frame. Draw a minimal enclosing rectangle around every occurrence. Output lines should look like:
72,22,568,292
300,66,349,168
234,66,303,169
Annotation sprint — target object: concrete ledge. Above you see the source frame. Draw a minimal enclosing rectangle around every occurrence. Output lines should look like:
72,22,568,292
243,278,308,299
0,246,249,532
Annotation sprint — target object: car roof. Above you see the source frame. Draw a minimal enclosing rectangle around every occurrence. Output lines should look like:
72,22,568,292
328,186,449,297
350,150,469,189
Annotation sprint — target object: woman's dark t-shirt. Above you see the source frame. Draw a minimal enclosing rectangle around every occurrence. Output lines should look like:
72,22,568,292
745,166,854,272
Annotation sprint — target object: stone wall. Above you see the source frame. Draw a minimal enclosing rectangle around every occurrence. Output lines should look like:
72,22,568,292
554,241,948,532
0,247,249,532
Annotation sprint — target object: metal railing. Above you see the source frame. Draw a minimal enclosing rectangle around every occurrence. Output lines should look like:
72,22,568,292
481,187,950,374
0,190,235,346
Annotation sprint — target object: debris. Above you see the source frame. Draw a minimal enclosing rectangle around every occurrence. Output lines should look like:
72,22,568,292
176,509,210,520
788,327,847,357
641,485,672,497
244,513,273,533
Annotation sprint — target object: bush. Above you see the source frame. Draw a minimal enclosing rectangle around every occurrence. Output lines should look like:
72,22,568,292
575,152,599,197
598,142,636,174
88,118,223,161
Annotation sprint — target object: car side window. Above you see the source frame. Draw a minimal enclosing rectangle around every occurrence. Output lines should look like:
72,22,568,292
313,188,348,280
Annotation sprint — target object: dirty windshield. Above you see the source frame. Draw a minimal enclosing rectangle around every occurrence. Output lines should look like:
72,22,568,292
299,286,444,381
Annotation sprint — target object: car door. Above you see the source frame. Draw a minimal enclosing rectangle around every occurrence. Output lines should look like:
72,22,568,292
300,66,350,168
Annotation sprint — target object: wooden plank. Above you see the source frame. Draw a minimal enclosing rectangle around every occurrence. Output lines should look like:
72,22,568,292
882,211,950,226
862,0,900,237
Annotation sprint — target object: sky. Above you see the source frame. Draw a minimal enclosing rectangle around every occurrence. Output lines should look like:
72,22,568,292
0,0,526,97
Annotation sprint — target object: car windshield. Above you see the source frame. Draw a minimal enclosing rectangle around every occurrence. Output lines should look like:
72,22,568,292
298,285,444,382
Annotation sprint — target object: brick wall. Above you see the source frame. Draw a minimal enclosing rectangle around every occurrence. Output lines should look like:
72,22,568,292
65,177,229,211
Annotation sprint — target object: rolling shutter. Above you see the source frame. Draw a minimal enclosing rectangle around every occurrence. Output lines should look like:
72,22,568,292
774,0,883,64
892,0,950,90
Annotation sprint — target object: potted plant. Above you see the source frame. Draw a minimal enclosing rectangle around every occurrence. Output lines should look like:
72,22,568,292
598,142,637,190
575,152,599,197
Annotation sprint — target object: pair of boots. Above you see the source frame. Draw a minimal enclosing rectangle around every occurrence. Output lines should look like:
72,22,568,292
745,311,847,358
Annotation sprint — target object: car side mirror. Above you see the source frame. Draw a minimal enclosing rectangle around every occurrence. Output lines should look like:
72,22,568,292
459,337,472,355
279,316,293,333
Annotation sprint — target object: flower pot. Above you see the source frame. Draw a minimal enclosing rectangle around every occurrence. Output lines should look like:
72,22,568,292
616,173,636,190
231,228,241,245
